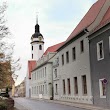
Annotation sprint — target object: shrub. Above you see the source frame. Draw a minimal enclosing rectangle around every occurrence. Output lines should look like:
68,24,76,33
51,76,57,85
0,101,7,110
5,98,14,110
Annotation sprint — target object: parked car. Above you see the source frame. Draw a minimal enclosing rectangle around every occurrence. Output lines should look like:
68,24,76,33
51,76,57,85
0,92,10,98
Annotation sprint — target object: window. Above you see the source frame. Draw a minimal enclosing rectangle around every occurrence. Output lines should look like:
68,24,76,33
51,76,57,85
54,69,57,78
109,37,110,53
66,51,69,63
32,87,33,94
45,84,47,94
37,86,38,94
63,79,66,94
35,86,36,94
32,54,33,59
74,77,78,94
43,68,44,77
35,72,36,80
62,54,64,65
72,47,76,60
99,79,106,98
37,72,38,79
45,67,46,77
56,57,59,65
41,85,42,94
82,75,87,95
97,41,104,60
55,84,58,95
39,45,42,50
43,85,44,94
39,86,40,94
80,40,84,53
32,46,33,50
67,78,71,94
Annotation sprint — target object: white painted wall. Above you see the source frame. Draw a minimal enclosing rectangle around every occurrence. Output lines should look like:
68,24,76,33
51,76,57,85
25,68,31,98
31,63,53,99
31,42,44,61
54,35,93,104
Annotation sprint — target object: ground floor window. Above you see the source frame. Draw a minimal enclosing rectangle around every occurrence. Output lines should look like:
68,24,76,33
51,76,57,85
99,79,106,98
45,84,47,94
82,75,87,95
63,79,66,94
67,78,71,94
55,84,58,95
74,77,78,95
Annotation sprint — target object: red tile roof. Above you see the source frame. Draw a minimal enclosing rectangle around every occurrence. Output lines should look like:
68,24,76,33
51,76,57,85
43,42,64,55
57,0,106,50
100,7,110,24
28,60,36,79
91,7,110,33
66,0,106,42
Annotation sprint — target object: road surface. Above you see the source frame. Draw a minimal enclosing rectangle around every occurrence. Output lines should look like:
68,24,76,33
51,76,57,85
14,97,89,110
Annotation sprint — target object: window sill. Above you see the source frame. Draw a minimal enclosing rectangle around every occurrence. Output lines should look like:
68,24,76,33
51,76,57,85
97,57,104,61
100,95,106,98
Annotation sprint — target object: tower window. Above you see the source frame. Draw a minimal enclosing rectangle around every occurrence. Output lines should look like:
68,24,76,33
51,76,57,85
32,54,33,59
39,45,42,50
32,46,33,50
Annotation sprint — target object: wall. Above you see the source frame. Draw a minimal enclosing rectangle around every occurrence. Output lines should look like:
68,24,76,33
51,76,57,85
31,62,53,99
57,34,93,104
89,25,110,108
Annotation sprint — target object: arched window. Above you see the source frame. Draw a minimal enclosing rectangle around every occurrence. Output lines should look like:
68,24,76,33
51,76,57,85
39,45,42,50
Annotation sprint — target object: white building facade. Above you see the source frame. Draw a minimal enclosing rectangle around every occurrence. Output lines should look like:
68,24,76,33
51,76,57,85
55,35,93,104
31,52,56,99
52,0,109,104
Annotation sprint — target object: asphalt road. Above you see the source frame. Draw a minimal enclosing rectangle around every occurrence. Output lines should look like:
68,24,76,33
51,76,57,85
14,97,89,110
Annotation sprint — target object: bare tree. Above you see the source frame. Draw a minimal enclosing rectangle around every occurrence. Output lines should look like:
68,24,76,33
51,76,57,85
0,2,21,88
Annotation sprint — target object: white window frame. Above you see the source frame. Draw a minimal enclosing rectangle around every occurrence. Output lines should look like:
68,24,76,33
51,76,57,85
97,41,104,61
109,36,110,53
99,79,106,98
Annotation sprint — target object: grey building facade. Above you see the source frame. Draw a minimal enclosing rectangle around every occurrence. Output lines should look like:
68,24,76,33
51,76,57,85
89,22,110,108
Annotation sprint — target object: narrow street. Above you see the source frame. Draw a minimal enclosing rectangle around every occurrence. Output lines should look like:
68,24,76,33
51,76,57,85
14,97,88,110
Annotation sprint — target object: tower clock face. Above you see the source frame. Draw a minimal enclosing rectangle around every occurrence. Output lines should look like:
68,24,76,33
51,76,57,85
39,36,42,41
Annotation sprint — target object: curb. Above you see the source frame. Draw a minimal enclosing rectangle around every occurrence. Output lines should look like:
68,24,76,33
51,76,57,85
46,100,110,110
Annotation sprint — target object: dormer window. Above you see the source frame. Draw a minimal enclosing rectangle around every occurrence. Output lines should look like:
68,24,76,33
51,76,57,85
39,45,42,50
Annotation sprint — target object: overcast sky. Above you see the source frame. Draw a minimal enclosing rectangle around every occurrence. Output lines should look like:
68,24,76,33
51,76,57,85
1,0,97,85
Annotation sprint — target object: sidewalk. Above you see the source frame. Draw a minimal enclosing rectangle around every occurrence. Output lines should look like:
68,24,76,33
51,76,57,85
43,99,110,110
31,98,110,110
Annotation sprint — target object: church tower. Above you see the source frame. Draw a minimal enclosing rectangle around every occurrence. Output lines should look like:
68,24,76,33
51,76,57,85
30,16,44,61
